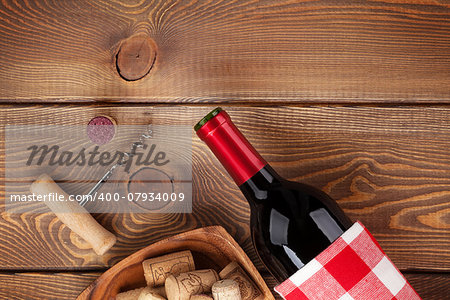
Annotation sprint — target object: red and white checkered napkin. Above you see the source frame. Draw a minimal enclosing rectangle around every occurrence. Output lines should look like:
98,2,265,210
275,221,421,300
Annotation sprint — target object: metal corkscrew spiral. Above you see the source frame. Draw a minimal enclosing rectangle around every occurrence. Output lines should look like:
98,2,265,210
79,124,153,207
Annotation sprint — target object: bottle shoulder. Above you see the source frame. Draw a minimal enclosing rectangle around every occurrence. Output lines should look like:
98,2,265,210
242,176,353,230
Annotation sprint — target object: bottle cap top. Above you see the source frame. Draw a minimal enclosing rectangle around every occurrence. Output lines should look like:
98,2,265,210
194,107,223,132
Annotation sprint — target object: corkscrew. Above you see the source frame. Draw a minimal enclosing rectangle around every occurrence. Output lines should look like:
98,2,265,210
79,124,153,207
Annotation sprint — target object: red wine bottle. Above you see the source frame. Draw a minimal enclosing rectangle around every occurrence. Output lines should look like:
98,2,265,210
195,108,353,282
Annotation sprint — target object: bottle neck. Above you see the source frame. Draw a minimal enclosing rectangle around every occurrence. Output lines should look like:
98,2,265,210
196,110,267,186
240,165,282,201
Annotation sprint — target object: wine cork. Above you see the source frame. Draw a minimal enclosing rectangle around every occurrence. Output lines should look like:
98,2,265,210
30,174,117,256
190,295,213,300
152,286,167,298
87,115,117,145
219,262,263,300
143,250,195,287
138,286,167,300
212,279,241,300
116,287,145,300
165,269,220,300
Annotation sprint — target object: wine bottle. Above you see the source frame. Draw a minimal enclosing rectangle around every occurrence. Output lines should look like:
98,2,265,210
195,108,353,283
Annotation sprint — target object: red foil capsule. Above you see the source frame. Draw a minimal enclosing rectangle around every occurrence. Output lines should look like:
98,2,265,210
195,108,267,186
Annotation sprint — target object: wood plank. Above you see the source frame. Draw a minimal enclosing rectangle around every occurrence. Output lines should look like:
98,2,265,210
0,271,447,299
403,272,450,300
0,105,448,273
0,0,449,103
0,272,100,300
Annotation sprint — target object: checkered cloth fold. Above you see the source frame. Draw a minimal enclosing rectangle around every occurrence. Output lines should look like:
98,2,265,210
275,221,421,300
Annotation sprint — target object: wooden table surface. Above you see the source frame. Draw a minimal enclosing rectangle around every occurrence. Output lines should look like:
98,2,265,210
0,0,449,299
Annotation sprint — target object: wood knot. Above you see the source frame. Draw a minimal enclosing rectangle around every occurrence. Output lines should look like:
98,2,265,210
116,34,156,81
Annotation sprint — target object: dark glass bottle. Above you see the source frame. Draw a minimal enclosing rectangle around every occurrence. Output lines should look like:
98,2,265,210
195,108,352,282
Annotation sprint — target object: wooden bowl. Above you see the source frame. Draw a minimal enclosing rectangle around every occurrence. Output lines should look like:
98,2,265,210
77,226,275,300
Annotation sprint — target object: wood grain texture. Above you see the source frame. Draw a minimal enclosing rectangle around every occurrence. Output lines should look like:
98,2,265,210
0,105,448,276
403,272,450,300
0,272,100,300
0,271,446,300
0,0,449,103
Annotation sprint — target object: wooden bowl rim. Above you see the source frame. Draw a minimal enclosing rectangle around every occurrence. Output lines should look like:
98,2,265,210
77,225,275,299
